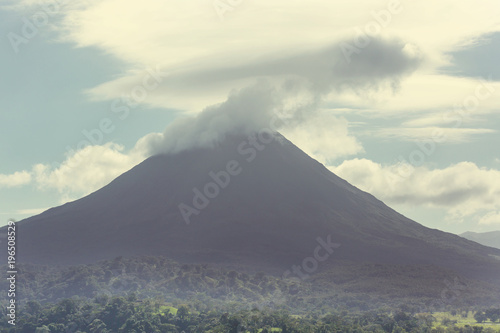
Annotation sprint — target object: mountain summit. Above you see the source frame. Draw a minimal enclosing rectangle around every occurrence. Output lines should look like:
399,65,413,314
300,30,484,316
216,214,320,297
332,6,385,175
11,133,500,282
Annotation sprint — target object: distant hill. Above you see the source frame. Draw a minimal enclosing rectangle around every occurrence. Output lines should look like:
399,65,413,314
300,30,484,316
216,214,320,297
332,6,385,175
460,231,500,250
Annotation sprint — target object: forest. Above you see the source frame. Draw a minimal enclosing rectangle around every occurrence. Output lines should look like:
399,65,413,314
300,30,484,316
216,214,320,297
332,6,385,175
1,296,499,332
1,256,499,332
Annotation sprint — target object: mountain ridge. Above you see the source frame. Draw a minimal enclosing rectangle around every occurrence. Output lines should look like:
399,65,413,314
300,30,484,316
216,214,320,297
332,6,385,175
460,230,500,250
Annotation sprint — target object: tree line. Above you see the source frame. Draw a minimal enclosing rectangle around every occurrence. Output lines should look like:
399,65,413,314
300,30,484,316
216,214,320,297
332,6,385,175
1,295,498,333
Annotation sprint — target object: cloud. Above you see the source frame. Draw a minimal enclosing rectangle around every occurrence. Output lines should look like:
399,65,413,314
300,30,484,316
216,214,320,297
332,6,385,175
33,143,143,198
22,0,499,68
10,0,498,158
330,159,500,220
134,81,282,155
327,74,500,117
12,0,498,80
132,37,422,156
0,143,143,204
0,170,32,188
17,208,48,215
478,211,500,225
402,113,488,128
8,0,499,124
86,37,422,113
280,111,364,163
372,127,495,143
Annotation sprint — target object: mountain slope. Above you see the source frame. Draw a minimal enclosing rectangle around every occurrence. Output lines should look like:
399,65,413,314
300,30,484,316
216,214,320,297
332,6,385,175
8,134,500,283
461,231,500,250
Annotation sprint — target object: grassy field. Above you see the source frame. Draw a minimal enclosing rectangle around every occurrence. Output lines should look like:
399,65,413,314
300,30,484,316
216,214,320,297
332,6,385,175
159,305,178,315
158,305,282,332
138,304,500,332
432,311,500,331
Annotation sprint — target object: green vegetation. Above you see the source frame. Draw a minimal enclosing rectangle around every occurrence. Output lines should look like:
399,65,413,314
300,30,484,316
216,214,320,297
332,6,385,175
1,256,500,332
3,256,500,314
432,310,500,331
1,297,499,332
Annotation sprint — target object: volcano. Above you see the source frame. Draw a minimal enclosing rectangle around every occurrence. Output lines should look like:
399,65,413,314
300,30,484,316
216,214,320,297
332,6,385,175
8,133,500,283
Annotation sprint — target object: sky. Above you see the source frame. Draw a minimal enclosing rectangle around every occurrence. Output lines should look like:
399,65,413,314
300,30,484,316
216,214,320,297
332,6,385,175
0,0,499,234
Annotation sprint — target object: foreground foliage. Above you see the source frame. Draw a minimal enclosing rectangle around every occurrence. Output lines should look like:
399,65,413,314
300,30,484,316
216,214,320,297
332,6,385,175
1,296,499,333
1,256,500,332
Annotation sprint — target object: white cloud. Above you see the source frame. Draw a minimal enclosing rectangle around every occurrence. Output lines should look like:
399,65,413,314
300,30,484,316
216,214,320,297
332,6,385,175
13,0,500,114
478,211,500,225
402,113,488,128
7,1,497,168
17,208,48,215
0,145,143,204
0,171,32,188
134,81,282,155
85,37,422,114
372,127,495,143
34,0,500,68
281,112,364,163
326,74,500,117
32,143,143,199
330,159,500,221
